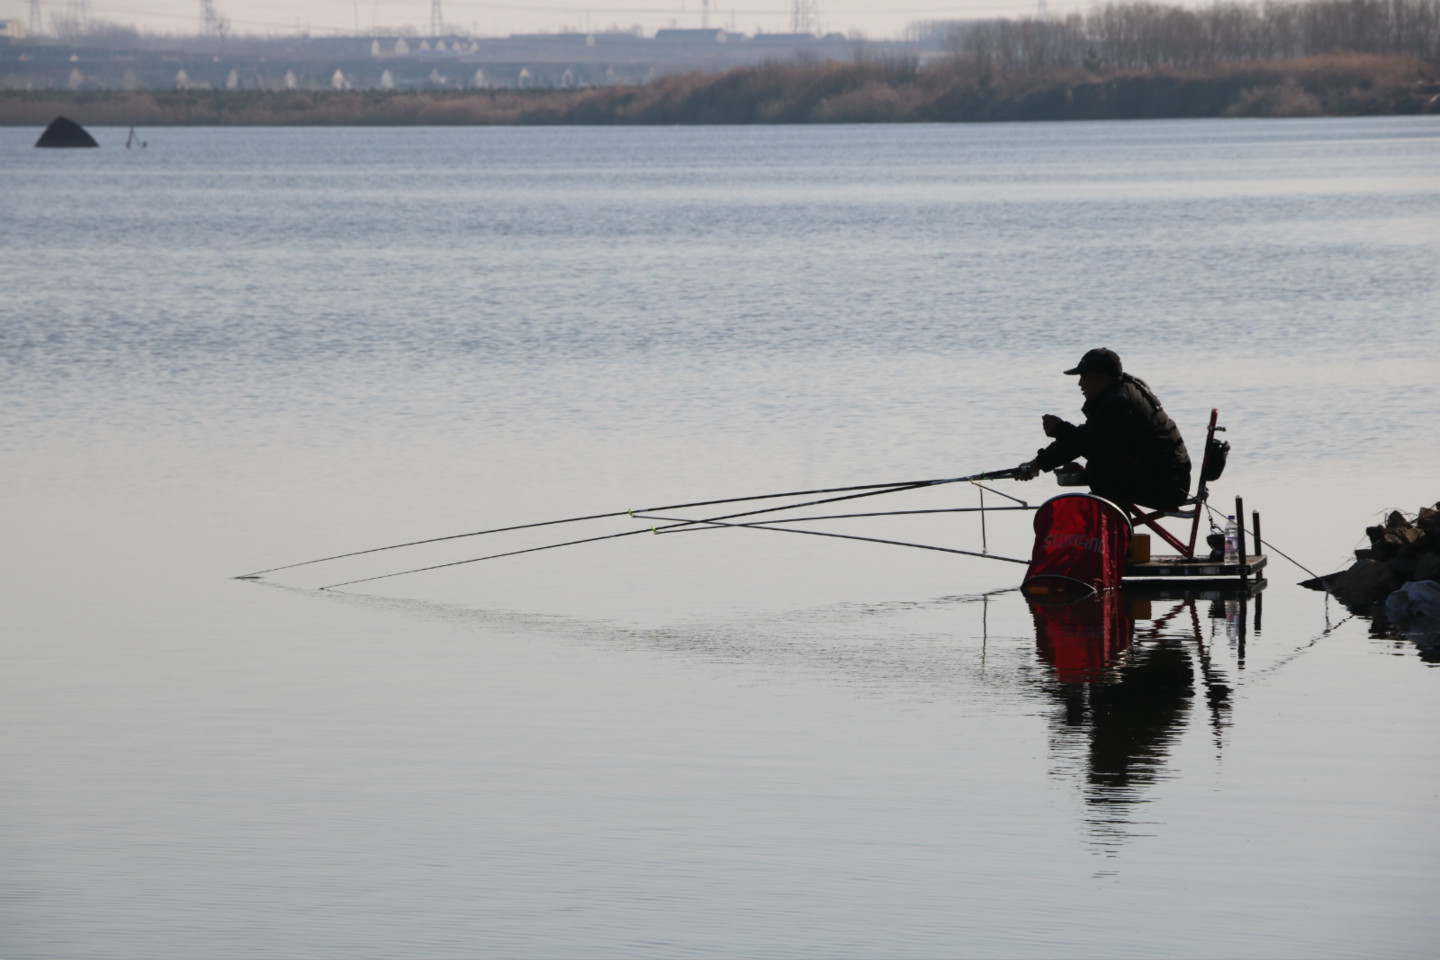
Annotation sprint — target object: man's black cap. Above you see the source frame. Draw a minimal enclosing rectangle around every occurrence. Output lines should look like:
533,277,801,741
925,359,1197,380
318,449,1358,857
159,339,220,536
1065,348,1123,377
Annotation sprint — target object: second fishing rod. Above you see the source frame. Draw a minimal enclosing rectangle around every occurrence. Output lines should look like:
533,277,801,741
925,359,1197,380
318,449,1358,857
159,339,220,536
317,468,1025,590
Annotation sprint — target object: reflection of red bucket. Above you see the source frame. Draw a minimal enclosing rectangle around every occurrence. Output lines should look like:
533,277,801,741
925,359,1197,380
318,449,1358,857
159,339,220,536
1022,494,1131,598
1030,590,1133,682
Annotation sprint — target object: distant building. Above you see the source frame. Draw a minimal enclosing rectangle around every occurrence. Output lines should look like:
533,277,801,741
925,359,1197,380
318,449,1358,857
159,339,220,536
0,18,27,40
0,24,894,92
654,29,729,43
508,33,596,47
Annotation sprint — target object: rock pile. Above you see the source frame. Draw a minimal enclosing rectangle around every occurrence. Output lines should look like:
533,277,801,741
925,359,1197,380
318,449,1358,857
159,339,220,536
1305,503,1440,607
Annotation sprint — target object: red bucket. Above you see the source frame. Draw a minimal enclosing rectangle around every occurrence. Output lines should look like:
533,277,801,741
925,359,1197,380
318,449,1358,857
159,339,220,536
1022,494,1131,599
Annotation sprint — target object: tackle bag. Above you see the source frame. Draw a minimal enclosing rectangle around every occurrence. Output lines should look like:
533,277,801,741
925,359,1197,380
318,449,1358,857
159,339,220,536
1201,435,1231,484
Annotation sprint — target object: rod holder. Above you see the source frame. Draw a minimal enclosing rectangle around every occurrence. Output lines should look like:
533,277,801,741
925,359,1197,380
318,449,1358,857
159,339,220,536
1236,495,1248,581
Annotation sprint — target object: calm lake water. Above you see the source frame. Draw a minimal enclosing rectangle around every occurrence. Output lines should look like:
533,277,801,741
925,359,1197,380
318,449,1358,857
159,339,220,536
2,118,1438,958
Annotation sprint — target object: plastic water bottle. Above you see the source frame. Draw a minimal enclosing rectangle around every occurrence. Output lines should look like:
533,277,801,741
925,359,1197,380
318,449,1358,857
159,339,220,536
1224,515,1238,563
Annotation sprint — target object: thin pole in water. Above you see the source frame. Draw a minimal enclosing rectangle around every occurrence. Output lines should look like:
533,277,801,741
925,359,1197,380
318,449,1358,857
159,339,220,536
1237,495,1248,582
981,593,989,675
978,482,987,554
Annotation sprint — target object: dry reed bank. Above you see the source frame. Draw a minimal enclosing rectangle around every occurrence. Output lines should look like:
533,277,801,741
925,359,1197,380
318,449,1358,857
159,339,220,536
3,53,1438,125
8,0,1439,124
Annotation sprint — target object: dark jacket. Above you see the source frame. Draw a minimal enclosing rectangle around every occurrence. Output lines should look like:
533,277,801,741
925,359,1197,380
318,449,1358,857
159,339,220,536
1034,374,1191,509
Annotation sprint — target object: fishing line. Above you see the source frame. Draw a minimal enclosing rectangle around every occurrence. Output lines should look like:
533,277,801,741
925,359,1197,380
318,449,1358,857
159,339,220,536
321,525,658,591
238,473,1014,580
659,505,1038,530
1201,502,1321,580
317,469,1021,590
634,513,1030,564
970,479,1030,507
318,488,915,591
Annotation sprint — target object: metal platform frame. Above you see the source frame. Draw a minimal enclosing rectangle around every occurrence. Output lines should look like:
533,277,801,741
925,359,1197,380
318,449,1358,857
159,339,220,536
1116,408,1264,585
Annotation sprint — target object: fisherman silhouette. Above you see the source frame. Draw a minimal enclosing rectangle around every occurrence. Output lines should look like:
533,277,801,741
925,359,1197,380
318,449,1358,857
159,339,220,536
1016,348,1191,511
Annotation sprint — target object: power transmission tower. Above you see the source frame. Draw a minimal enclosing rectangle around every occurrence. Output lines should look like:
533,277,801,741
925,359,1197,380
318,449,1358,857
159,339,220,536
200,0,226,36
701,0,710,30
429,0,444,36
65,0,87,33
790,0,818,34
29,0,41,36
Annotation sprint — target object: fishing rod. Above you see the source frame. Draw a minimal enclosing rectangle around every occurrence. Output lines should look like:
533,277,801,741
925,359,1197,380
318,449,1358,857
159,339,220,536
634,513,1030,564
237,471,1018,580
658,480,1034,531
659,505,1036,531
316,468,1024,591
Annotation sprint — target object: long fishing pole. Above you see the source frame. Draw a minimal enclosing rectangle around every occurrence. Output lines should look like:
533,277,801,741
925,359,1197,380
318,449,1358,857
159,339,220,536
318,468,1022,590
660,505,1037,531
317,476,952,590
635,513,1030,564
237,470,1018,580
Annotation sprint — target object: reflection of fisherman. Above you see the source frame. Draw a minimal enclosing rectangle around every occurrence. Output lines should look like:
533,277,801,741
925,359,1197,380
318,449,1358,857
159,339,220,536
1016,348,1191,511
1030,595,1227,848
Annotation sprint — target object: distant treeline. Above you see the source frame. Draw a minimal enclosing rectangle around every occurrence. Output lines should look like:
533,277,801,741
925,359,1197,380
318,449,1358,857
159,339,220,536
5,0,1439,126
6,54,1436,125
953,0,1440,72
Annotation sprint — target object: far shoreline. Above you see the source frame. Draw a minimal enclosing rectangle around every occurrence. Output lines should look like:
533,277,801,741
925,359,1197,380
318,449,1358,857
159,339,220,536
5,55,1439,127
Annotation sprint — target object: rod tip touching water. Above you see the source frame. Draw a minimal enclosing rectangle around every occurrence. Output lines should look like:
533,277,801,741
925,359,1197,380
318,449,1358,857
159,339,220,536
240,471,1023,589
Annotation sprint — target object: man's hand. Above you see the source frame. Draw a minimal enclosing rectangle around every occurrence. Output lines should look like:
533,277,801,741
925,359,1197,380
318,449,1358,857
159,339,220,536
1016,459,1040,481
1041,414,1066,438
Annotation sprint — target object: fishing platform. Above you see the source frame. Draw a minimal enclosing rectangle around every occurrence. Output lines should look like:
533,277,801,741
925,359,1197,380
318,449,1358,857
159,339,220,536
1118,408,1265,587
1023,408,1266,600
1125,554,1267,583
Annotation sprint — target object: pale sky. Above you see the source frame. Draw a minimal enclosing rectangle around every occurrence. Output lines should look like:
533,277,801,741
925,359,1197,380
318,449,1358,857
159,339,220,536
4,0,1095,40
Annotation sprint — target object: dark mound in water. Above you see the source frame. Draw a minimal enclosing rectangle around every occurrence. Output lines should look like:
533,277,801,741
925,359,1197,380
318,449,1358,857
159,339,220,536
35,116,98,148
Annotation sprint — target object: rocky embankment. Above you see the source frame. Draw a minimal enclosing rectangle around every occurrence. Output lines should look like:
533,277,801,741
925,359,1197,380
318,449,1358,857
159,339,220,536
1305,503,1440,613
